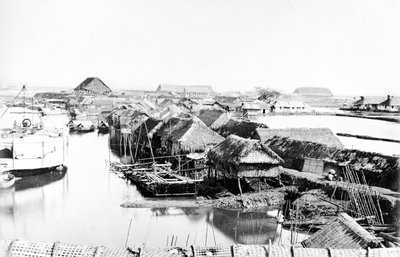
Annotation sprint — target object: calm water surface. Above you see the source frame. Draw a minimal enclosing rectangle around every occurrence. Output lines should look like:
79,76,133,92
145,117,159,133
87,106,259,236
0,131,278,248
258,115,400,155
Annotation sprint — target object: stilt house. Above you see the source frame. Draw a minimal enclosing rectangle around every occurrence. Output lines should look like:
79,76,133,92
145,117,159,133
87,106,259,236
207,135,283,178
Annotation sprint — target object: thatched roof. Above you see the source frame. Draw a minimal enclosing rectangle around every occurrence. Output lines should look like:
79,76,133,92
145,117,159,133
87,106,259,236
213,96,239,104
266,136,399,174
157,117,224,154
108,108,149,128
136,117,163,139
217,119,269,138
74,77,111,95
302,213,379,248
197,109,225,127
255,127,344,148
266,136,400,191
210,112,231,130
207,135,283,172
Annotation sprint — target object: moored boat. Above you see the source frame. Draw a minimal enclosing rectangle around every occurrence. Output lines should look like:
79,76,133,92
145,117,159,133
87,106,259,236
0,87,69,177
68,120,95,132
76,120,95,132
97,121,109,134
0,172,15,189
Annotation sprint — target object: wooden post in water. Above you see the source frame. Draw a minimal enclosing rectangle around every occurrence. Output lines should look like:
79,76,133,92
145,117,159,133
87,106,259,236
125,218,133,247
12,133,15,169
238,177,243,195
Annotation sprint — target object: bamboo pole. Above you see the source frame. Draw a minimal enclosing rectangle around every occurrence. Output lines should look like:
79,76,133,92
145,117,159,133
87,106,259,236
134,125,142,161
128,134,134,164
125,218,133,248
143,122,155,164
238,177,243,195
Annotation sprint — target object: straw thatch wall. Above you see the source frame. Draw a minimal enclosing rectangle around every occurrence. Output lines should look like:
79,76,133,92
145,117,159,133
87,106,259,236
217,119,269,139
266,136,400,191
302,213,380,249
255,127,344,148
208,135,283,177
2,240,399,257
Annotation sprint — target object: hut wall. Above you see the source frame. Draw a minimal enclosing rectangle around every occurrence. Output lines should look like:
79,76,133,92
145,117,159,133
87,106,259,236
279,157,304,171
238,164,281,177
302,158,324,174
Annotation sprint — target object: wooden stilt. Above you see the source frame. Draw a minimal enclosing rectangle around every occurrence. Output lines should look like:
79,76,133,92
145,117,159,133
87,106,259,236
238,177,243,195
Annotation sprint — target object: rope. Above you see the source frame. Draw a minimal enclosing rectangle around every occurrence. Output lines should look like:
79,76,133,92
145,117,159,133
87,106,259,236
0,86,25,121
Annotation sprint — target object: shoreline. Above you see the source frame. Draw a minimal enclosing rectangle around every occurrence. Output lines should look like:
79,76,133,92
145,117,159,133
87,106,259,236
121,186,292,210
335,113,400,123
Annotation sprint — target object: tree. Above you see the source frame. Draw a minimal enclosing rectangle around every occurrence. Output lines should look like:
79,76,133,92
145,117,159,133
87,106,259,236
255,87,281,104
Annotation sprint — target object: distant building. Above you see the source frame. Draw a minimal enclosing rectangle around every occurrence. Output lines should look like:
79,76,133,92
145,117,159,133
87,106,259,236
350,95,400,112
293,87,333,97
74,77,112,96
156,84,213,98
272,100,312,114
379,95,400,112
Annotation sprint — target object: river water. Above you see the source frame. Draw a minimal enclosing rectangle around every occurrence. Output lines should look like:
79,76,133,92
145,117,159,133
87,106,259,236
0,131,279,248
1,114,398,248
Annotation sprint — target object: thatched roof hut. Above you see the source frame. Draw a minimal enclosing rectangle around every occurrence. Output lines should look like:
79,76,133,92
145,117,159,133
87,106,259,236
217,119,269,138
266,136,400,191
157,117,224,155
207,135,283,177
108,107,149,129
254,127,344,148
197,109,225,127
302,213,379,248
74,77,111,95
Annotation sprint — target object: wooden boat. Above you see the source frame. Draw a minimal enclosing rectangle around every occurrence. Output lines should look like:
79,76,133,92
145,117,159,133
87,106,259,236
0,111,68,176
68,120,95,132
76,121,95,132
0,86,69,176
112,163,200,196
0,172,15,189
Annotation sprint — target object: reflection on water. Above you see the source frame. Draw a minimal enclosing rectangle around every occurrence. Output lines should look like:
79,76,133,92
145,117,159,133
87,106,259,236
125,208,277,247
14,169,67,191
0,130,278,248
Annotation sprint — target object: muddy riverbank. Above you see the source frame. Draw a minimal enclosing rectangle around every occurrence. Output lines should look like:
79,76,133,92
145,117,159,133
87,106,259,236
122,168,400,224
121,186,296,210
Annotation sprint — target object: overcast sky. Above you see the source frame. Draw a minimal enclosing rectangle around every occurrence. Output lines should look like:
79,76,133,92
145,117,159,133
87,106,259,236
0,0,399,95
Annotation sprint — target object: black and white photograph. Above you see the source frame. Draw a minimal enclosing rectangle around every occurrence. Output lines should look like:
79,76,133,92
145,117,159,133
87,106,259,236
0,0,399,256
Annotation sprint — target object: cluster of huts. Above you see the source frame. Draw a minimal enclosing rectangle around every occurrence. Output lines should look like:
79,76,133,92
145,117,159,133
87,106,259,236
35,77,319,123
107,99,400,194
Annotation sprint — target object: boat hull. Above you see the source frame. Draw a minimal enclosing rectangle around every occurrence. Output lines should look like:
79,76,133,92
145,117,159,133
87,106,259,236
0,134,68,177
